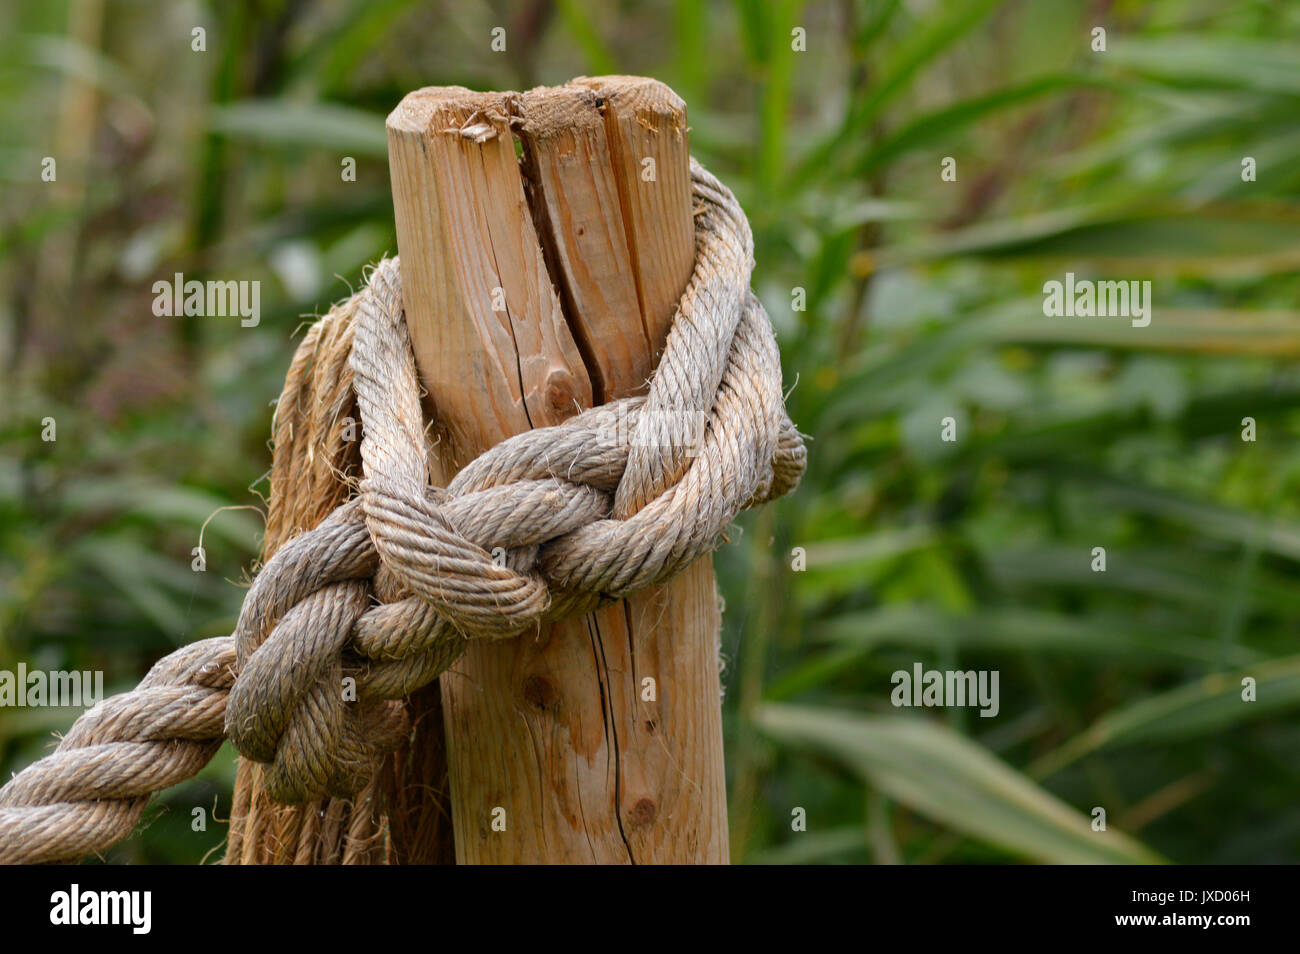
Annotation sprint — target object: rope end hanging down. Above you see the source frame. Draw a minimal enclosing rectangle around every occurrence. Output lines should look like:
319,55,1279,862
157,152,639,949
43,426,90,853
0,159,806,866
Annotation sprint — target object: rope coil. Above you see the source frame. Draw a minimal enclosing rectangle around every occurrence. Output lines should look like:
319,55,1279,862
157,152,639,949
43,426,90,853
0,160,805,864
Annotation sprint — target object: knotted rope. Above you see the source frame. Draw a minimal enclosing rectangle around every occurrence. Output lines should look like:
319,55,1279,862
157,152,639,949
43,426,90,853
0,160,805,865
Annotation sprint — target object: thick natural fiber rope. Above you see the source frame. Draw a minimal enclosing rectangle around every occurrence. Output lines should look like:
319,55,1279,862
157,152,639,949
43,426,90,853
225,295,401,866
0,160,805,865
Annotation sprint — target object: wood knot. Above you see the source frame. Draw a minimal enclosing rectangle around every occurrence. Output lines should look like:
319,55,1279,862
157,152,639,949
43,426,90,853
522,674,558,710
628,797,657,827
543,370,579,420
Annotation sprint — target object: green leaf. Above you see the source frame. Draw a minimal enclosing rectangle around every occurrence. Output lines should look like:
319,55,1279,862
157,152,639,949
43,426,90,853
208,100,388,157
73,538,199,641
1107,37,1300,96
796,0,1003,180
1084,477,1300,561
24,34,139,100
61,480,263,549
985,545,1298,618
1033,655,1300,778
750,825,868,865
894,203,1300,278
757,703,1165,863
800,526,938,570
291,0,429,92
732,0,775,66
855,73,1119,175
853,0,1003,126
992,302,1300,356
556,0,619,75
766,606,1258,699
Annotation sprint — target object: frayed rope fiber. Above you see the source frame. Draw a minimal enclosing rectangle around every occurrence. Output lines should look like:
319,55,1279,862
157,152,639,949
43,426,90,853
0,160,805,865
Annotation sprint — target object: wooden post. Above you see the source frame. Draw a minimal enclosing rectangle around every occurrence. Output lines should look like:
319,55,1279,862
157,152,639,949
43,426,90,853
386,76,728,863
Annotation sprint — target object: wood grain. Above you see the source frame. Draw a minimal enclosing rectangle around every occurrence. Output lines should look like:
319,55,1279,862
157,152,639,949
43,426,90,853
386,86,591,475
386,77,728,863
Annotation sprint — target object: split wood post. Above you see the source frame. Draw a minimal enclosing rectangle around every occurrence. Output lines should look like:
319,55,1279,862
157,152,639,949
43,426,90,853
385,75,729,863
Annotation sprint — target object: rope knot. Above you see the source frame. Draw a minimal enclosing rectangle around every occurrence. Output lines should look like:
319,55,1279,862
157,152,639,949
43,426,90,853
221,160,806,803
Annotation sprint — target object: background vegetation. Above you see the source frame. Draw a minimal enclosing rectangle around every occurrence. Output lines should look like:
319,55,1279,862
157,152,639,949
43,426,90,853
2,0,1298,863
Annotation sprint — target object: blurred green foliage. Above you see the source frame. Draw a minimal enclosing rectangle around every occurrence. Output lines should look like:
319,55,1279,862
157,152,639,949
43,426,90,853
2,0,1298,864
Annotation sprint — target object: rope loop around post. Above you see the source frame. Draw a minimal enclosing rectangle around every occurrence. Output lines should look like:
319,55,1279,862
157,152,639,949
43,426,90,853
0,158,805,864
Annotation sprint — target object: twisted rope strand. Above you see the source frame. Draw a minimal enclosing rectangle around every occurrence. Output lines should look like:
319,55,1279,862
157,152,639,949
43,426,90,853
0,160,805,864
0,638,234,864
